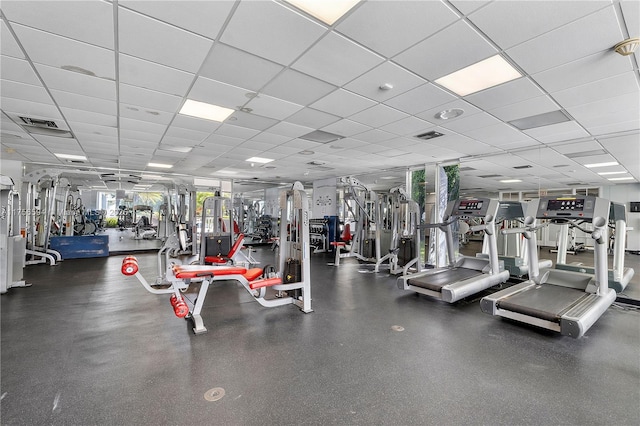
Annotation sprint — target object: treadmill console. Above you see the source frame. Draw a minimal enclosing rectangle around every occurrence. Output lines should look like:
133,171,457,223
450,198,490,217
537,196,600,220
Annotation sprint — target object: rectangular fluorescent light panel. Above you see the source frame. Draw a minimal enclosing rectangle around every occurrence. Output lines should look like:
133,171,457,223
215,170,238,175
147,162,173,169
246,157,274,164
500,179,523,183
584,161,619,168
284,0,360,25
179,99,234,122
608,177,634,181
509,110,571,130
160,146,193,153
55,153,86,161
598,171,627,175
434,55,521,96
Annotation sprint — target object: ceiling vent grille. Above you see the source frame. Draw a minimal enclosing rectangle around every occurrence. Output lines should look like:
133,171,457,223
19,116,74,138
565,149,607,158
20,117,58,128
513,165,532,169
414,130,444,140
299,130,344,144
478,174,502,178
307,160,327,166
459,166,476,171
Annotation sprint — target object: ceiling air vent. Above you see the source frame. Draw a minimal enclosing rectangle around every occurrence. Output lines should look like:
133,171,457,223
478,174,502,178
565,149,607,159
415,130,444,140
19,116,74,138
299,130,344,144
459,166,476,171
307,160,327,166
513,165,532,169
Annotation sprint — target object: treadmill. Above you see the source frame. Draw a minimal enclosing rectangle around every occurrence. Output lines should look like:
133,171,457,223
553,202,634,292
481,195,617,338
477,201,552,277
397,198,509,303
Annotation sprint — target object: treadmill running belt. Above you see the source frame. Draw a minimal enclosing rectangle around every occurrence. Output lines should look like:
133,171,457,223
498,284,589,322
407,268,483,292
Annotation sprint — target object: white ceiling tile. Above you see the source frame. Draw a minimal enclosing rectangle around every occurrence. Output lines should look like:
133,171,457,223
379,116,436,137
119,0,234,39
227,111,278,131
550,140,603,155
75,132,118,146
214,124,261,140
507,6,624,75
120,129,161,143
489,95,560,122
465,123,534,147
119,84,182,113
118,8,213,73
292,32,385,86
440,112,501,133
159,136,201,148
1,80,52,104
188,76,249,109
586,119,640,137
51,90,116,116
310,89,376,117
394,21,498,80
552,72,640,109
285,108,340,129
416,100,482,123
343,61,426,102
566,92,640,128
67,122,117,138
524,121,590,144
2,98,62,119
427,133,499,156
199,43,284,92
599,133,640,174
351,129,395,144
245,94,303,121
2,0,114,49
60,107,115,127
164,126,209,142
249,132,291,146
1,21,25,59
36,64,116,100
262,68,336,106
449,1,491,15
386,83,457,115
120,106,173,126
320,119,372,137
468,1,611,49
336,0,458,58
349,104,408,128
119,54,194,97
464,78,544,111
12,24,115,79
1,56,41,86
532,51,634,93
171,115,221,134
266,121,314,138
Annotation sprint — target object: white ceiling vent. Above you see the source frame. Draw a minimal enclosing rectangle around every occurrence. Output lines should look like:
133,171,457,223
307,160,327,166
299,130,344,144
414,130,444,140
19,116,74,138
508,110,570,130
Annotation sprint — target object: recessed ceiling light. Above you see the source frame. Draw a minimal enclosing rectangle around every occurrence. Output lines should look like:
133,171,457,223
148,162,173,169
246,157,274,164
284,0,360,25
179,99,234,122
215,170,238,175
597,171,627,175
55,153,87,161
584,161,619,168
299,150,315,155
608,177,634,181
434,108,464,120
435,54,522,96
160,146,193,153
500,179,523,183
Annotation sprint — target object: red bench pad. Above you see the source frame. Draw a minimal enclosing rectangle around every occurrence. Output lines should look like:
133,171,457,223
204,256,228,264
172,265,247,279
330,242,347,247
244,268,264,281
249,277,283,290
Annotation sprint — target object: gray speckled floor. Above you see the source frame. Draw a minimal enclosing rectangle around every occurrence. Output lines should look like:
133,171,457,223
1,245,639,425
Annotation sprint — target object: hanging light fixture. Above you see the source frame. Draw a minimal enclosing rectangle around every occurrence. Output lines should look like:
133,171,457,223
613,38,639,56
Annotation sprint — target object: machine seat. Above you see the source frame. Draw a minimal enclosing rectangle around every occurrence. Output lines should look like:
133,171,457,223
498,284,589,322
407,268,483,292
171,265,264,280
249,277,283,290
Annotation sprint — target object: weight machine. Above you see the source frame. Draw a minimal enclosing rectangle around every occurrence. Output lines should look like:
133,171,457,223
374,187,422,275
121,182,312,335
1,176,29,294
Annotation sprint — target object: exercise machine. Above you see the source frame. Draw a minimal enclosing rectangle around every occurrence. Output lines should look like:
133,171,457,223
477,201,552,277
553,201,634,292
374,187,422,275
1,176,29,294
121,182,312,335
397,198,509,303
480,195,617,338
132,205,156,239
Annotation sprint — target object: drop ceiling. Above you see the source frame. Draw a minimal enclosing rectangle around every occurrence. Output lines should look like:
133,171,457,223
0,0,638,194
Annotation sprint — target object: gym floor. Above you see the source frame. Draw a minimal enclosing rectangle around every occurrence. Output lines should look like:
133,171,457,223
2,244,639,425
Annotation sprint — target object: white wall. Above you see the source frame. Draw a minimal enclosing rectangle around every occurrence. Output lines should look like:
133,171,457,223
0,160,23,195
